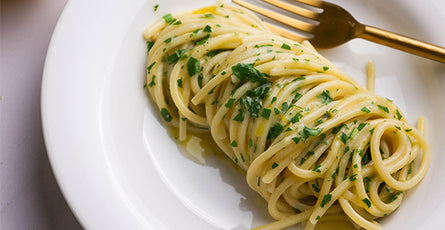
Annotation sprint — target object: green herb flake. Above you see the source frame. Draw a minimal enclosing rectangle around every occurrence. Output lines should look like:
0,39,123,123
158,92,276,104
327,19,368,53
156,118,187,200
281,43,291,50
160,108,173,122
349,174,358,181
320,194,332,208
148,75,156,87
281,102,290,114
204,13,215,18
290,111,303,123
323,66,329,71
271,97,277,104
300,126,323,139
163,13,173,23
203,25,212,32
195,34,210,45
197,73,204,88
147,62,156,73
357,123,368,131
292,137,301,144
146,41,155,53
153,4,159,11
313,165,322,173
225,98,236,109
293,92,302,103
268,123,284,139
272,162,279,169
362,198,371,208
187,57,200,76
233,109,245,122
350,127,359,139
177,79,183,88
396,109,403,120
230,140,238,147
340,132,349,144
317,90,332,105
361,106,371,114
312,184,320,193
167,49,187,64
261,108,271,120
232,63,268,84
274,108,281,115
164,37,172,43
378,105,389,113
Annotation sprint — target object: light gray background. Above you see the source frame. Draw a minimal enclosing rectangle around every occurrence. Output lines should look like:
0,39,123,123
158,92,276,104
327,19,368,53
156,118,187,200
1,0,83,229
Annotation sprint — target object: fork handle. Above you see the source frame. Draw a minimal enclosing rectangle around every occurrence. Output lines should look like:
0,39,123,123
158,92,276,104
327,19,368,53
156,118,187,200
358,25,445,63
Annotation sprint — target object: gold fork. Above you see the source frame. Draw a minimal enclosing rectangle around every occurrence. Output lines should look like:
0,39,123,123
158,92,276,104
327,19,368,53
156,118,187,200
233,0,445,63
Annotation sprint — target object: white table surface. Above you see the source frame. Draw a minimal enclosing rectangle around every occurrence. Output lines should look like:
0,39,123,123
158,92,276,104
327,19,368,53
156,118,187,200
1,0,83,229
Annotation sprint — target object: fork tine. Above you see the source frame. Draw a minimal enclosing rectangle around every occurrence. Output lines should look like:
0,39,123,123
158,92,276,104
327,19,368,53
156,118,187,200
293,0,324,8
263,0,320,21
233,0,317,33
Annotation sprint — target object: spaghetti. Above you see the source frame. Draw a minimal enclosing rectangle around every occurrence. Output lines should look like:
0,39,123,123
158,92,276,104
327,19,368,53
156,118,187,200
143,3,430,230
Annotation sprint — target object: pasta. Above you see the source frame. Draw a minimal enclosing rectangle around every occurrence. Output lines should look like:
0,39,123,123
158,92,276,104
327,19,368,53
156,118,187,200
143,2,430,230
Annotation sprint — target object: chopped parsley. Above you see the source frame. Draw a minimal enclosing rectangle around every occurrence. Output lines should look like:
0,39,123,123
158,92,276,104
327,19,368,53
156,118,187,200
147,62,156,73
230,140,238,147
205,49,225,57
289,111,303,123
281,102,290,114
396,109,403,120
340,132,349,144
268,123,284,139
292,137,301,144
177,79,183,88
146,41,155,53
197,73,203,88
225,98,236,109
272,162,279,169
240,83,271,118
312,184,320,193
232,63,268,84
203,25,212,32
233,109,245,122
261,108,271,120
163,13,173,23
164,37,172,43
195,34,210,45
320,194,332,208
153,4,159,11
350,127,359,139
148,75,156,87
167,49,187,64
357,123,368,131
204,13,215,18
362,198,371,208
378,105,389,113
313,165,322,173
300,126,323,139
292,92,302,103
160,108,173,122
349,174,358,181
361,106,371,114
317,90,332,105
281,43,291,50
187,57,200,76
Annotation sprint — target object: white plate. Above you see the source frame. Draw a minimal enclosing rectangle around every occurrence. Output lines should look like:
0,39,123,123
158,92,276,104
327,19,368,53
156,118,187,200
42,0,445,229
